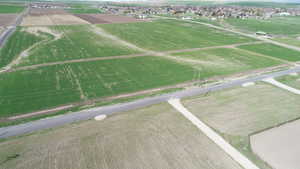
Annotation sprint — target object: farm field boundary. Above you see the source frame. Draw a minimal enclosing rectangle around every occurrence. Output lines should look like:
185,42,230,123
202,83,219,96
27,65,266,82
156,16,300,53
168,98,260,169
1,41,265,74
2,63,290,122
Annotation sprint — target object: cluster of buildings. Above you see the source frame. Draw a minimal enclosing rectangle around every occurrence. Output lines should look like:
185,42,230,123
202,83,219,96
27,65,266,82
28,2,300,21
101,4,300,20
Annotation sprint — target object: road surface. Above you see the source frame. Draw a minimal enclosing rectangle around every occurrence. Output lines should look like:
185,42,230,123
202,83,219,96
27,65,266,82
1,66,300,139
0,7,28,48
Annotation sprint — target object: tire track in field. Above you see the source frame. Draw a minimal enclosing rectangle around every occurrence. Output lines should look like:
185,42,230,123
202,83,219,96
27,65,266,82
0,27,62,73
0,35,47,73
1,41,266,74
5,63,289,121
90,25,234,68
236,47,293,65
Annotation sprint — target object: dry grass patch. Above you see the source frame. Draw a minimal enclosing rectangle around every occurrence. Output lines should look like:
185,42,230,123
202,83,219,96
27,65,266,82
183,83,300,169
0,103,242,169
21,14,90,26
276,73,300,89
183,83,300,136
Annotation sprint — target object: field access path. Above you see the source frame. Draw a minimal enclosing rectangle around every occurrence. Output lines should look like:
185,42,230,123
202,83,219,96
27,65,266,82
1,41,264,73
2,16,300,139
168,99,260,169
1,66,300,139
263,78,300,95
157,16,300,54
0,6,29,48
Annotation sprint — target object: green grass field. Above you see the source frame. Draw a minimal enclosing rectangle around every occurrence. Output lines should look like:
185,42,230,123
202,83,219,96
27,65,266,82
225,17,300,35
0,56,196,118
183,83,300,169
274,37,300,48
172,47,282,78
0,27,44,68
0,4,24,13
99,19,254,51
276,74,300,89
238,43,300,62
0,103,242,169
66,8,102,14
18,25,140,66
192,17,222,26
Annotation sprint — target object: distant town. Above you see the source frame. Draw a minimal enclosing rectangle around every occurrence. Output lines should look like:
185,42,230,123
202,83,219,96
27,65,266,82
30,2,300,20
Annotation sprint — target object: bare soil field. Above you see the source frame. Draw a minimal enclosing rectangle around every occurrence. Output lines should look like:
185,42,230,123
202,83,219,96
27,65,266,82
28,8,68,16
75,14,143,24
0,14,17,26
182,83,300,169
251,119,300,169
21,14,90,26
0,103,242,169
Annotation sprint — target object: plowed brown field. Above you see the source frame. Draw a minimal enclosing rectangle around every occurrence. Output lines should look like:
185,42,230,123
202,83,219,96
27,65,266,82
0,14,17,26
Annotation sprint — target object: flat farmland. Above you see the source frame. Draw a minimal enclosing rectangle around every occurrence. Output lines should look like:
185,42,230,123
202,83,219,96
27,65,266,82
0,103,243,169
75,14,142,24
238,43,300,62
0,27,44,68
223,16,300,49
0,5,24,13
0,56,195,118
28,8,68,16
66,8,102,14
225,16,300,35
21,14,89,26
99,19,255,51
172,47,282,78
0,14,18,26
251,119,300,169
7,25,140,66
276,74,300,89
274,37,300,48
183,83,300,169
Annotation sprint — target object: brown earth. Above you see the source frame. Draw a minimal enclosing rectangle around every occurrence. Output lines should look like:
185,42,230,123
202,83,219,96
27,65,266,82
0,14,18,26
75,14,144,24
28,8,68,16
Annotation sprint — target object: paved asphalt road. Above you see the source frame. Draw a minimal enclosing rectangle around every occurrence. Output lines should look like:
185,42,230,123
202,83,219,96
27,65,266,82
1,66,300,139
0,7,28,47
0,27,15,48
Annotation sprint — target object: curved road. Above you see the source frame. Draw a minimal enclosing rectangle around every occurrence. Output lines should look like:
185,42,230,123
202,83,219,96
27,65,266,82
1,66,300,139
0,6,28,48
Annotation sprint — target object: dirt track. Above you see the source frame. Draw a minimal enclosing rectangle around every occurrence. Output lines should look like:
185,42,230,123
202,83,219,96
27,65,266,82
2,41,266,73
4,63,289,121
